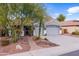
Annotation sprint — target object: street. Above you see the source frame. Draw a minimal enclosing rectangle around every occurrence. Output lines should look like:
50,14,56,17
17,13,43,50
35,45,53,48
61,50,79,56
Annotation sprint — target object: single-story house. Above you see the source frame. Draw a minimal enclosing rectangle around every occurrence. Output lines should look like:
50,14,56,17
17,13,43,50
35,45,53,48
60,20,79,34
0,18,61,37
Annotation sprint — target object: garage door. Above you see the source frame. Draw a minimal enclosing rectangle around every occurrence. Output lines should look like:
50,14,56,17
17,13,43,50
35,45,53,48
46,26,60,36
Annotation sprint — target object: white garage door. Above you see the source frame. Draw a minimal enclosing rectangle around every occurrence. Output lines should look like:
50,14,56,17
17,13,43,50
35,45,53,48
47,26,60,36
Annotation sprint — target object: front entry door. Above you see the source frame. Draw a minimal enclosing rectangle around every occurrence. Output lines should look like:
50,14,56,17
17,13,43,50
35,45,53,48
63,29,68,34
24,26,33,36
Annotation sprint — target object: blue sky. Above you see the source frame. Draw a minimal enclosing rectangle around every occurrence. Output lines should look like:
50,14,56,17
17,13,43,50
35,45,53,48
44,3,79,21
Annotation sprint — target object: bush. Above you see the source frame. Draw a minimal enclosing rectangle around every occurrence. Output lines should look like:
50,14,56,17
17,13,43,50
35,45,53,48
1,40,10,46
33,36,40,41
44,38,48,41
72,32,75,35
12,38,18,43
72,31,79,35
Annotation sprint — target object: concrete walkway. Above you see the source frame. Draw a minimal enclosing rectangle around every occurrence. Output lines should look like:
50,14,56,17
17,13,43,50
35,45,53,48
8,35,79,56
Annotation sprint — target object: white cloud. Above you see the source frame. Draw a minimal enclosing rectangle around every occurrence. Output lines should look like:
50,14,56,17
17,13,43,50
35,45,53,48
67,6,79,15
76,18,79,20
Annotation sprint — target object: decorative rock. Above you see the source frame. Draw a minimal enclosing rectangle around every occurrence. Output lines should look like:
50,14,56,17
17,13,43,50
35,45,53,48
21,30,24,36
16,45,23,50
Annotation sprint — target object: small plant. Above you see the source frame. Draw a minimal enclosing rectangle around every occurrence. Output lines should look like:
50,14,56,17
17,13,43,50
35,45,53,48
33,36,40,41
1,40,10,46
44,38,48,41
72,31,79,35
12,38,18,43
72,32,75,35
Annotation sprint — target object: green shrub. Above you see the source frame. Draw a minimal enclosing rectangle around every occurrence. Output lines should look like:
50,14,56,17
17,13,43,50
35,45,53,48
1,40,10,46
72,32,75,35
72,31,79,35
12,38,18,43
44,38,48,41
33,36,40,41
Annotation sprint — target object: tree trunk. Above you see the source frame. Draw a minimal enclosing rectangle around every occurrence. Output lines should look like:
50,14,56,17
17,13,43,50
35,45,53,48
38,19,42,38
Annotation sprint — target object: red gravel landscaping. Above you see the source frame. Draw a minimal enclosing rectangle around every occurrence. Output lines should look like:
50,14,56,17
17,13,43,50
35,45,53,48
35,39,58,48
0,36,31,56
33,37,59,48
0,36,58,56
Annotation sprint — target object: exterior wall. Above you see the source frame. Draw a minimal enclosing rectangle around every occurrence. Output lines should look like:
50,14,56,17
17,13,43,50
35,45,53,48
61,26,79,34
33,26,44,36
33,25,60,36
33,27,39,36
8,30,11,36
21,29,24,36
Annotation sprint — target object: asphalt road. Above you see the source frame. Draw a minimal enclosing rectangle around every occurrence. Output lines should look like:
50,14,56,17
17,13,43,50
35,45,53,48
60,50,79,56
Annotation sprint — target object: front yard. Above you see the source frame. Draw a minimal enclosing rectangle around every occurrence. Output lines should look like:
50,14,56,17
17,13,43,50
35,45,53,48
2,35,79,56
0,36,58,56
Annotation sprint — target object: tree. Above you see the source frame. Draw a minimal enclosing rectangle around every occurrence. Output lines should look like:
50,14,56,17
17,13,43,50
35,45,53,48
33,4,46,37
57,14,65,22
44,16,53,22
0,4,9,36
0,3,46,42
21,4,46,37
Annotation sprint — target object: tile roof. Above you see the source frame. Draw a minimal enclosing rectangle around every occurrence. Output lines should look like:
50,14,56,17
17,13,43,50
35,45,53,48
45,19,60,26
60,20,79,27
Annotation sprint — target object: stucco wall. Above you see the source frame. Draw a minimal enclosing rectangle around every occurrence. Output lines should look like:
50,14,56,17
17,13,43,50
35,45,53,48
61,26,79,34
33,27,44,36
33,25,60,36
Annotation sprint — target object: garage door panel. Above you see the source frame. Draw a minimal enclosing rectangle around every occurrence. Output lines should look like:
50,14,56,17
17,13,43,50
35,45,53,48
47,27,59,36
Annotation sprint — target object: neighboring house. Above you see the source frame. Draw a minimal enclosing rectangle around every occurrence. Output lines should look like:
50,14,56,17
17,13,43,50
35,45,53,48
60,20,79,34
33,19,60,36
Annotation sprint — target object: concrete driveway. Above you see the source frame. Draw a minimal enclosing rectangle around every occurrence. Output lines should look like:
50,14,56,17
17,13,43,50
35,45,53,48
43,35,79,46
41,35,79,55
9,35,79,56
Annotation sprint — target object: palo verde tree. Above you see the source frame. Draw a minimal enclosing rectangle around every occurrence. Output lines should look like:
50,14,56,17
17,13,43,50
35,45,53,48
0,3,47,42
33,4,46,37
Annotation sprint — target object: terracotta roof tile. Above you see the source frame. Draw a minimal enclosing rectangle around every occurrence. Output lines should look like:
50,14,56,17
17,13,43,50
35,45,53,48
60,20,79,26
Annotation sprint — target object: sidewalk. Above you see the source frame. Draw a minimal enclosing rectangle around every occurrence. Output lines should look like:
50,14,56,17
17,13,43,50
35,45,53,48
8,35,79,56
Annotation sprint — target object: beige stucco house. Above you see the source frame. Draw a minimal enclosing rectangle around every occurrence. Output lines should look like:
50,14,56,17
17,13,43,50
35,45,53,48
60,20,79,34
